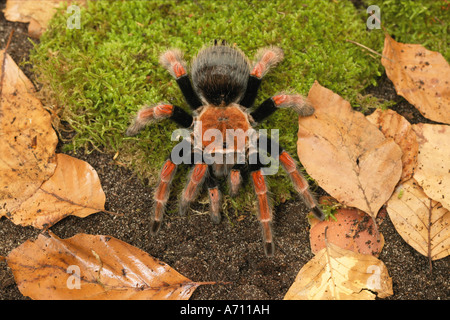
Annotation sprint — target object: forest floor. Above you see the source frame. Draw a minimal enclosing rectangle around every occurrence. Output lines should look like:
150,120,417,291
0,1,448,300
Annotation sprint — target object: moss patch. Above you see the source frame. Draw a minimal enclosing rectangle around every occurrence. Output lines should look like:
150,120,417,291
29,0,447,214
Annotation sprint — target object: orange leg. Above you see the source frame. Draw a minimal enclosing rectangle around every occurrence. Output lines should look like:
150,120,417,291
279,151,324,220
250,46,284,79
179,163,209,215
159,49,187,79
151,159,178,235
126,103,192,136
208,187,222,224
251,169,274,257
229,168,243,197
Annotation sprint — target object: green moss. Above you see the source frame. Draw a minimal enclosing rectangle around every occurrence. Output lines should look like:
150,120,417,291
29,0,446,216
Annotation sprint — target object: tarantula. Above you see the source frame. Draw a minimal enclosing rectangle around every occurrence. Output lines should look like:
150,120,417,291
126,40,324,257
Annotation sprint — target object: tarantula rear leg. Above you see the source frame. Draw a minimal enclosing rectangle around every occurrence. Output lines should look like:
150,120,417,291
179,162,209,216
228,164,247,197
278,150,325,220
206,172,222,224
250,167,274,257
257,134,325,221
150,158,178,235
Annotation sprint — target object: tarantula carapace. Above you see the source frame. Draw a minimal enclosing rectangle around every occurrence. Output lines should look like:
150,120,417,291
126,40,324,257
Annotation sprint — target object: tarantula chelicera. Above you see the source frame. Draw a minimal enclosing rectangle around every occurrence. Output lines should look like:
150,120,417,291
126,40,324,256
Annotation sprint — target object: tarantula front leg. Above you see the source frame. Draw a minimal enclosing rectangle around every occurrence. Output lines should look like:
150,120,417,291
240,46,284,108
159,49,203,109
126,103,193,136
250,94,315,124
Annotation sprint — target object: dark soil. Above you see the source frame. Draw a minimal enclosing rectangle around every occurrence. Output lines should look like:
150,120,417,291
0,2,448,300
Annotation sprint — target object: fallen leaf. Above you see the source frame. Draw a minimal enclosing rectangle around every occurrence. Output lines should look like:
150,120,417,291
284,241,393,300
7,232,202,300
310,207,384,256
3,0,86,38
382,34,450,125
386,179,450,265
298,81,402,218
366,108,418,182
0,50,58,215
411,123,450,211
7,153,106,229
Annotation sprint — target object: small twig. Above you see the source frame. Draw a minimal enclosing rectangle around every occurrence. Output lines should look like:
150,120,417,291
345,39,394,63
196,281,232,286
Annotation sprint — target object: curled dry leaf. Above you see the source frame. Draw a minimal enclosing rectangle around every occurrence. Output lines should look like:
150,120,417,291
7,232,202,300
298,81,402,218
382,33,450,125
411,123,450,211
310,207,384,257
0,50,58,215
386,179,450,264
366,108,418,182
284,241,393,300
7,153,106,229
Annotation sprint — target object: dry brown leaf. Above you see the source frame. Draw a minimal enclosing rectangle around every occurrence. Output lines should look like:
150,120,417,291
0,50,58,215
386,179,450,264
366,108,418,182
3,0,86,38
310,207,384,257
411,123,450,211
298,81,402,218
7,232,203,300
284,241,393,300
382,34,450,124
7,153,106,229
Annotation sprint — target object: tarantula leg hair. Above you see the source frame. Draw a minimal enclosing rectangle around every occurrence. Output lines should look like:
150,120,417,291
159,49,187,79
206,173,222,224
151,158,178,235
250,46,284,79
228,164,246,197
229,169,243,197
272,94,315,116
179,163,209,216
279,151,325,220
250,94,315,124
126,103,193,136
251,168,275,257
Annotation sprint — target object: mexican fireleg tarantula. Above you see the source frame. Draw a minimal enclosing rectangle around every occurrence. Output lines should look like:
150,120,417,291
126,40,324,256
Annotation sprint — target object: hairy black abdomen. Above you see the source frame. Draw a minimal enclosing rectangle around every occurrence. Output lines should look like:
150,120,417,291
191,43,249,106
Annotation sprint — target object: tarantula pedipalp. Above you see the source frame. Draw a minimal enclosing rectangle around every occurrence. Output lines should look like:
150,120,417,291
126,40,324,257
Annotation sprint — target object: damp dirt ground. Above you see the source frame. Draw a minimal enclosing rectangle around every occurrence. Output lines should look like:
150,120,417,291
0,2,448,300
